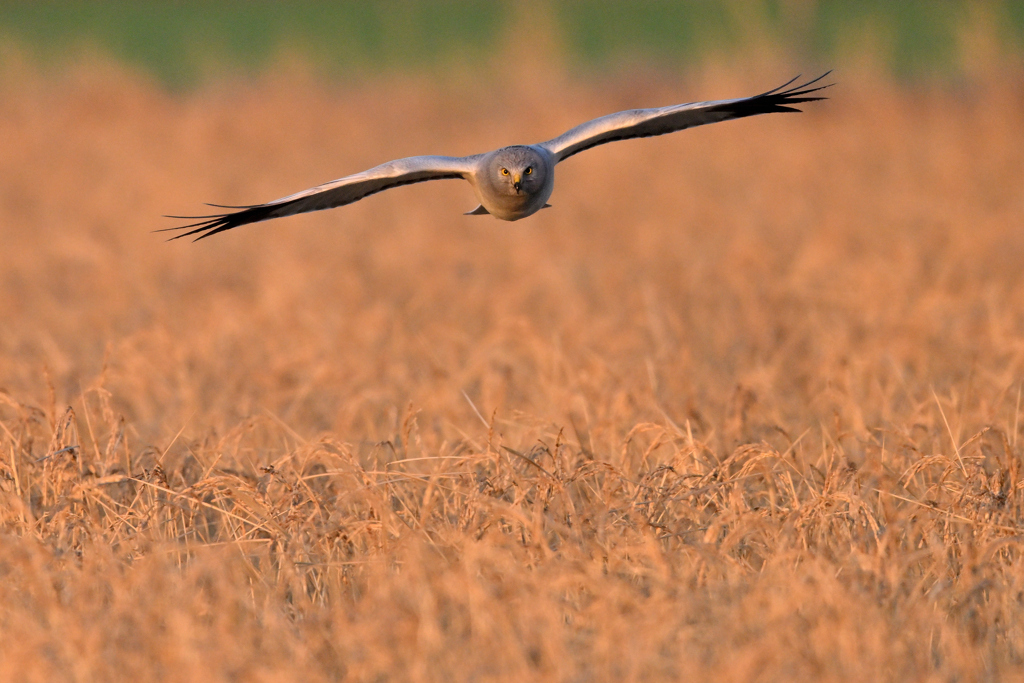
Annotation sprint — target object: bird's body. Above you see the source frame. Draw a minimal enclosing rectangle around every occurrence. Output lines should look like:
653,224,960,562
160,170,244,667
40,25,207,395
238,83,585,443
166,74,830,241
470,145,554,220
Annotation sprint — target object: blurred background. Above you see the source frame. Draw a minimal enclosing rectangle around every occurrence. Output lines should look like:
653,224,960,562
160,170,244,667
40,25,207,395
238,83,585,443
1,0,1023,453
1,0,1023,85
2,4,1024,680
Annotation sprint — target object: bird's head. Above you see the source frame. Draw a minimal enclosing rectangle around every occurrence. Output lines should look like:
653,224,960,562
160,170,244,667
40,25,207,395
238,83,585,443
489,146,547,196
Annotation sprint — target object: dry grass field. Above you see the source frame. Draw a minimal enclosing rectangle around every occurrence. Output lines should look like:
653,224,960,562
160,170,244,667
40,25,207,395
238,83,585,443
1,53,1024,681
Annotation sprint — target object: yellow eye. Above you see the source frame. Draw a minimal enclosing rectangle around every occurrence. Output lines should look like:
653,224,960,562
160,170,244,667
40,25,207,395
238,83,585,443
501,168,509,175
525,167,532,175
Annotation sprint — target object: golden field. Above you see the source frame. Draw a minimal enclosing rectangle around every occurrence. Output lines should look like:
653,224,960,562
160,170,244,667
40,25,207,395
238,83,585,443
1,55,1024,681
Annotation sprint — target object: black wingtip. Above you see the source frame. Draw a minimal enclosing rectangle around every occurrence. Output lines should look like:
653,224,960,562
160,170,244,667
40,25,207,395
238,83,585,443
205,202,264,209
159,208,248,242
778,71,835,101
159,200,290,242
720,71,834,117
761,73,804,96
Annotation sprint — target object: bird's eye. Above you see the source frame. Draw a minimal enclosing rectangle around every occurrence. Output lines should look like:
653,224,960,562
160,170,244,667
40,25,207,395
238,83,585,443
501,168,509,175
525,167,532,175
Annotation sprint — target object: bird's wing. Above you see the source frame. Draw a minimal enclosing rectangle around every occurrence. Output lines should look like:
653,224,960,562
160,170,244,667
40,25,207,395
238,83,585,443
162,154,482,241
539,73,831,163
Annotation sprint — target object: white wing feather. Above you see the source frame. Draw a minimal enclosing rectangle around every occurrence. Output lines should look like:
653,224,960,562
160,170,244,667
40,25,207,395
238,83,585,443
541,73,831,163
165,154,481,240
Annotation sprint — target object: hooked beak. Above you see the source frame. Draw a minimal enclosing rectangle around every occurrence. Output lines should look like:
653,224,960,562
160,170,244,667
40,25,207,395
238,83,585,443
513,175,521,193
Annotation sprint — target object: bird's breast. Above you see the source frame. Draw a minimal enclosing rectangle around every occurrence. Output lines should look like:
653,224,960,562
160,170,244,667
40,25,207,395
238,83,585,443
482,193,545,221
474,171,554,221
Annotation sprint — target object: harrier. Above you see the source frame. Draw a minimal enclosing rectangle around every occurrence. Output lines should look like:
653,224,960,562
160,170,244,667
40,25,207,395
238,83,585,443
165,73,830,241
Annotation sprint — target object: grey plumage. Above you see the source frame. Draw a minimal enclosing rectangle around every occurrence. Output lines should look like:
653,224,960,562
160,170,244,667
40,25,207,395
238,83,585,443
164,73,830,241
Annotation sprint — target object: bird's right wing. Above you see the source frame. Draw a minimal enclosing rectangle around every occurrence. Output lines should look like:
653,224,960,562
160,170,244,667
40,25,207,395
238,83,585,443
540,73,831,163
162,154,482,241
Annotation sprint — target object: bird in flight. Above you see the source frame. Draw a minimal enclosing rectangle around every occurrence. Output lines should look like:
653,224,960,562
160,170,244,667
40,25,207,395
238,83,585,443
164,73,830,241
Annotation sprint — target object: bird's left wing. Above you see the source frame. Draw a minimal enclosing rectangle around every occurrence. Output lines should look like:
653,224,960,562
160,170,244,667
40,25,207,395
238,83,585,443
163,154,482,241
539,73,831,163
